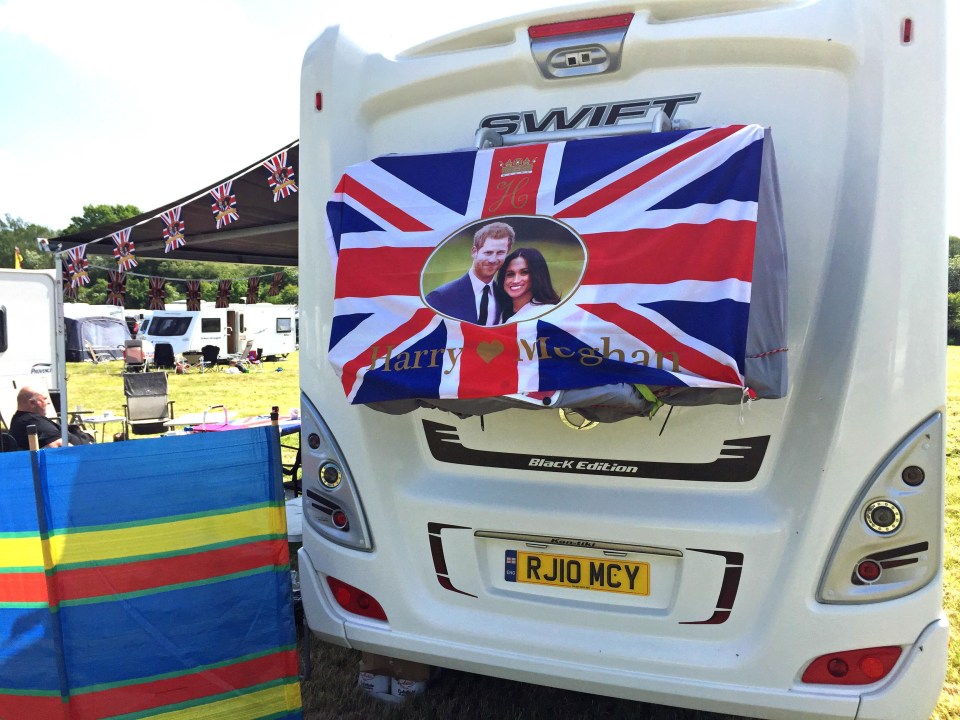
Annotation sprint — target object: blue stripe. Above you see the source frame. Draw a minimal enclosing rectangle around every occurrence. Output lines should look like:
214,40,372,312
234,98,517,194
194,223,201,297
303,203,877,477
354,323,448,404
0,453,40,533
649,139,764,210
536,323,691,389
373,150,476,216
330,312,373,351
59,571,296,688
0,608,62,692
555,129,696,205
326,201,384,253
38,428,280,531
641,299,749,371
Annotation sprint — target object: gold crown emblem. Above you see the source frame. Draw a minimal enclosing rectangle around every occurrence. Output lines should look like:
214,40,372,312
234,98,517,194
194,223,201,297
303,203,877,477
499,157,536,176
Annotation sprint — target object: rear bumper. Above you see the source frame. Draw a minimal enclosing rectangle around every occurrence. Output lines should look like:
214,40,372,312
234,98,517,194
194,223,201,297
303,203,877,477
299,549,946,720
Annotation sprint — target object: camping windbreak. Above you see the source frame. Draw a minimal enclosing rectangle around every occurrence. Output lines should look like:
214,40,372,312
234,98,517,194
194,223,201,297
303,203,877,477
326,125,787,415
0,430,303,720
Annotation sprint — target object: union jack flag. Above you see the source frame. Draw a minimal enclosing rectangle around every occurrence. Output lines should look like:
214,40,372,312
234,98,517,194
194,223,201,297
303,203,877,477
112,228,137,271
66,246,90,288
216,279,232,309
62,266,78,300
149,276,167,311
107,271,126,307
210,182,239,229
246,276,260,305
326,125,787,406
268,271,284,297
161,206,186,253
263,151,298,202
185,280,202,312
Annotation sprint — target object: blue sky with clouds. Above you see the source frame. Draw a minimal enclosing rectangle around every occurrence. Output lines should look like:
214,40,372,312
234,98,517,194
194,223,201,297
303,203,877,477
0,0,955,235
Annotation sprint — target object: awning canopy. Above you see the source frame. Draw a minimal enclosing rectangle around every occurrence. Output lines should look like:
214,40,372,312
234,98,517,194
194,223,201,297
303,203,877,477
53,141,299,267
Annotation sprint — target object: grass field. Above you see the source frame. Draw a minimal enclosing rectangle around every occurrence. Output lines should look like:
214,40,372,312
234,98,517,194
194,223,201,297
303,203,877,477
62,349,960,720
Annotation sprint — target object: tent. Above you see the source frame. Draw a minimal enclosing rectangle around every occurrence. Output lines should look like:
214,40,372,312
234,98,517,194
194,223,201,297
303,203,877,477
64,316,131,362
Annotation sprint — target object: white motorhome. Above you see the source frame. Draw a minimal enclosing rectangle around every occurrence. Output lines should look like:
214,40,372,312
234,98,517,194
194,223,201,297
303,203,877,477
0,269,59,388
297,2,947,718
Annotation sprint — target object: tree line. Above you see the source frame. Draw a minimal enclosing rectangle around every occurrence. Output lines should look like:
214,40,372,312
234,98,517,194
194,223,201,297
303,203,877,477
0,205,298,307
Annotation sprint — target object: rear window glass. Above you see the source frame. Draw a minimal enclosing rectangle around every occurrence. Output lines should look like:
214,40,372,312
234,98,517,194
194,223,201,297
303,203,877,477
148,316,192,336
277,317,293,333
201,317,221,333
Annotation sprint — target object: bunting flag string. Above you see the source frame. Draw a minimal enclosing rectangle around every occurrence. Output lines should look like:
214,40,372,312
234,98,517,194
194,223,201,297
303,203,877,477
160,206,187,253
111,227,138,271
246,276,260,305
185,280,202,312
268,271,284,297
216,279,232,308
66,246,90,287
210,181,239,229
263,151,297,202
149,276,167,311
62,270,78,300
107,270,126,307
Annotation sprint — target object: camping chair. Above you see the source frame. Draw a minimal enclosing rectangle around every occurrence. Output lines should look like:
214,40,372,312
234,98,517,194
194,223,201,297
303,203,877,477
122,372,175,437
123,339,147,373
182,351,204,373
153,342,176,370
0,432,20,452
201,345,221,372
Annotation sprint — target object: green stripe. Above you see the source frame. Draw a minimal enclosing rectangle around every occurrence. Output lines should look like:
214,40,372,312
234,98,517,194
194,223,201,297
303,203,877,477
0,601,48,609
104,676,300,720
0,530,41,539
71,646,297,695
45,500,282,537
0,565,45,573
50,534,287,572
57,565,289,608
0,687,61,697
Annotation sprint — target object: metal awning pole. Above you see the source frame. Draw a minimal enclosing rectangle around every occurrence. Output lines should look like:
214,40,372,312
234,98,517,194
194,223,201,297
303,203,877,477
54,254,68,446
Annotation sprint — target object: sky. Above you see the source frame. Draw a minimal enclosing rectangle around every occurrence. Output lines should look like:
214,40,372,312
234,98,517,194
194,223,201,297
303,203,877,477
0,0,957,236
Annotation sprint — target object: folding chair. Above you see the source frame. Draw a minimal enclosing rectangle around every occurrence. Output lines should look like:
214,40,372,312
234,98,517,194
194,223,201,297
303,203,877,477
123,339,147,373
152,343,177,370
123,372,175,436
201,345,221,372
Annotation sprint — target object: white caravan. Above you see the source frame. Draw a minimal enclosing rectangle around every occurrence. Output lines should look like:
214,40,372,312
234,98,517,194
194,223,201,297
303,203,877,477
0,269,59,389
240,304,297,359
297,2,947,718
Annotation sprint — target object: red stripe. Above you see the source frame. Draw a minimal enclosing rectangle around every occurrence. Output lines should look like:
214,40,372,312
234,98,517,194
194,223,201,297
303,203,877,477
0,695,67,720
0,571,50,604
52,540,288,603
69,650,298,720
342,308,437,397
555,126,746,218
581,221,757,285
334,246,434,299
459,324,519,398
482,145,549,217
580,303,742,386
339,176,431,231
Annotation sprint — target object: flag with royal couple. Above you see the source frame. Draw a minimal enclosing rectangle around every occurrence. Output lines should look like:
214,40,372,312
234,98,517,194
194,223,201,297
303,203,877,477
325,124,788,409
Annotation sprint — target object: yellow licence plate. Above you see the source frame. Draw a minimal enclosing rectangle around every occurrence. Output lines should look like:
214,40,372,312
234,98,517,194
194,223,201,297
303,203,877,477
505,550,649,596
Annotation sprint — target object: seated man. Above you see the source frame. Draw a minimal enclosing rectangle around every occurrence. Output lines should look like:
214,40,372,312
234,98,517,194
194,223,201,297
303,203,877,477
9,386,93,449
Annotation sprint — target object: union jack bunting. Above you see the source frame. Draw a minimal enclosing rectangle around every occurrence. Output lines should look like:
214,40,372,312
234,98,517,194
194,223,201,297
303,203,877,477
112,227,138,271
62,269,78,300
161,206,187,253
107,270,126,307
246,276,260,305
216,279,232,308
66,246,90,288
185,280,202,312
263,150,298,202
268,271,284,297
326,125,788,406
210,182,239,229
149,276,167,311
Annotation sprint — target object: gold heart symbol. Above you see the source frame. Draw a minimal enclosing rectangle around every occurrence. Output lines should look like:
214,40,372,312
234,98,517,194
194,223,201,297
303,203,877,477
476,340,504,363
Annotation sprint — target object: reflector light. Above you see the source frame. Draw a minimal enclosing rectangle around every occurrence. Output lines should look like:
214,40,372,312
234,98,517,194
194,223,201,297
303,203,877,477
528,13,633,39
326,576,388,621
856,559,882,583
315,92,323,111
332,510,349,529
901,18,913,44
802,646,901,685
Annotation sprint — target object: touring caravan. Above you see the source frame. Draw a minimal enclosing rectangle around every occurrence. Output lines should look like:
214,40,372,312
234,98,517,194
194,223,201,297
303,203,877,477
296,2,947,718
0,269,59,387
241,304,297,359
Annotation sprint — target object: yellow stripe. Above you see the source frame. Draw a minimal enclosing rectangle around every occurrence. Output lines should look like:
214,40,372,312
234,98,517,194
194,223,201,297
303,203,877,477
48,507,285,566
146,682,301,720
0,535,45,570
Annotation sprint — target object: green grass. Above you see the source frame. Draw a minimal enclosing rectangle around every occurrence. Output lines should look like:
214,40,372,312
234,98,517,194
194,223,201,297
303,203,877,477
62,349,960,719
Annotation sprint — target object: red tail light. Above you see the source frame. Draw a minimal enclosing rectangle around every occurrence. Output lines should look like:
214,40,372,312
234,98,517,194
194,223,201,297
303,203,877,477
801,646,901,684
326,576,388,621
528,13,633,39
